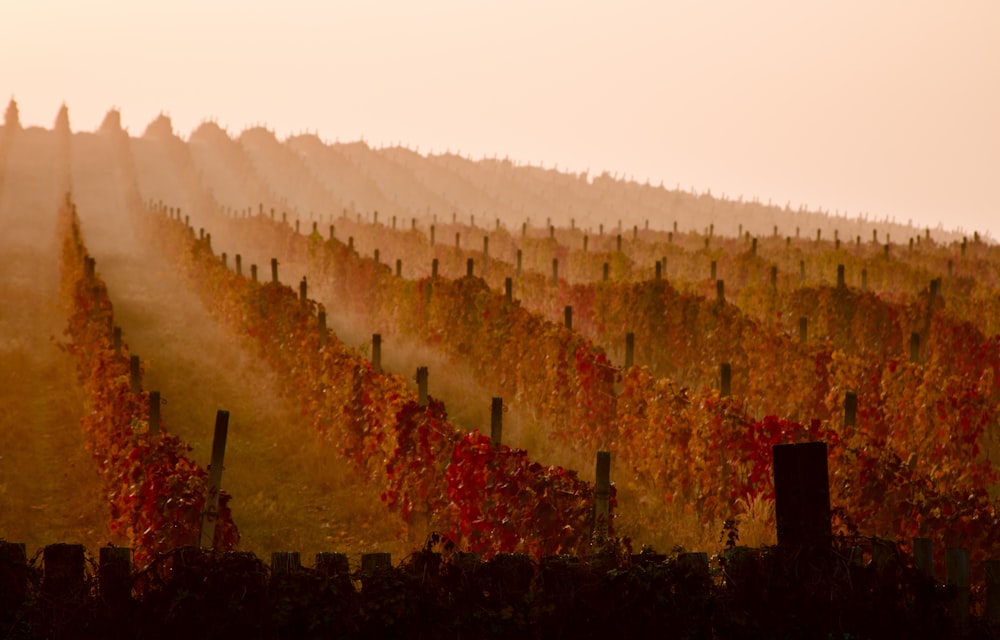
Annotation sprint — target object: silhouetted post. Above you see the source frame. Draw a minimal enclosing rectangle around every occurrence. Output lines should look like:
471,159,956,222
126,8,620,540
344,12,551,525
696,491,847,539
633,224,638,240
751,237,757,256
392,215,396,230
200,410,230,549
432,258,438,278
884,244,890,259
43,543,85,604
799,317,808,343
222,252,228,269
716,279,725,303
552,258,559,286
417,367,428,406
516,249,522,276
129,355,141,393
372,334,382,374
816,229,821,242
271,258,278,283
655,261,662,280
430,225,435,246
603,262,610,281
113,326,122,355
583,235,589,251
330,224,335,241
625,332,635,368
149,391,160,436
593,451,611,546
710,261,717,280
599,223,604,236
772,442,831,548
374,249,380,264
483,236,489,268
720,362,731,397
962,237,967,256
412,218,417,231
837,264,845,288
466,258,474,277
504,277,512,302
770,266,777,288
455,232,460,249
564,306,573,330
910,332,921,363
550,225,555,239
235,254,242,276
99,546,132,604
318,309,327,346
299,277,307,303
799,260,805,283
490,397,503,447
522,221,527,238
844,391,857,427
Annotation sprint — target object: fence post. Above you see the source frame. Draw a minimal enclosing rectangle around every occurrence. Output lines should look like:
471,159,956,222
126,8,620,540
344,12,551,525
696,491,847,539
710,261,717,280
372,334,382,374
455,232,460,249
235,254,242,276
552,258,559,286
772,442,832,548
222,252,228,269
199,410,230,549
720,362,732,397
129,355,141,393
251,264,258,282
149,391,161,436
374,249,380,264
432,258,439,278
491,397,503,447
603,263,610,281
770,266,777,288
505,277,513,303
616,234,622,252
271,258,278,283
330,224,335,241
417,367,428,406
583,235,589,251
466,258,474,277
716,279,725,304
564,306,573,330
318,309,327,346
516,249,522,277
625,332,635,368
799,260,805,283
593,451,611,546
837,264,845,288
396,259,402,277
430,225,435,246
299,277,307,303
655,261,662,280
99,546,132,603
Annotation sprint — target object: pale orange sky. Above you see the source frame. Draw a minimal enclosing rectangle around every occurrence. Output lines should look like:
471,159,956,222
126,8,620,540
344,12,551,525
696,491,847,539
3,1,997,238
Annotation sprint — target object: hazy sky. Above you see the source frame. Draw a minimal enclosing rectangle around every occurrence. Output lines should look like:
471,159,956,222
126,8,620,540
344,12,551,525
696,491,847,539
3,1,997,238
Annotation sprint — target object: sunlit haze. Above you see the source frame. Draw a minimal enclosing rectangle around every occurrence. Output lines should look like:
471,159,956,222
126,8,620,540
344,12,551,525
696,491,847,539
3,0,997,238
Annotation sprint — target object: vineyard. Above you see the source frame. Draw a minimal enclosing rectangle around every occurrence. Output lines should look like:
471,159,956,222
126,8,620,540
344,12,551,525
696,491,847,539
2,99,1000,637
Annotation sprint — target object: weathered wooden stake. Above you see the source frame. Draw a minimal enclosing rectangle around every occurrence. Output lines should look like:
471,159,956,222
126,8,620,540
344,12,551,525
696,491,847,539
844,391,857,427
751,237,757,256
602,262,610,281
504,277,513,303
552,258,559,286
710,261,717,280
616,234,622,252
396,259,402,277
564,305,573,330
770,266,777,288
251,264,258,282
799,260,805,283
655,261,662,280
149,391,160,436
318,310,327,346
516,249,522,276
583,235,589,251
271,258,278,283
466,257,474,277
199,410,230,549
720,362,732,397
772,442,831,548
235,254,242,276
625,332,635,368
417,367,428,406
329,224,335,241
716,279,725,303
372,334,382,374
837,264,845,288
432,258,439,278
430,225,436,246
129,355,141,393
593,451,611,545
490,397,503,448
374,249,380,264
222,252,228,269
455,232,460,249
348,237,354,251
299,277,307,303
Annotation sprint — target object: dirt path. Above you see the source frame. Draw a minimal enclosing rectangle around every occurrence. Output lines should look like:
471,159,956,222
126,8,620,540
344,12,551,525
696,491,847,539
70,126,410,562
0,126,109,555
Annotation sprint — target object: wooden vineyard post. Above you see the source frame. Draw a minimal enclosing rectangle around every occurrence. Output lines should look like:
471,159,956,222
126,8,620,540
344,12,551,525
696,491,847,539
633,224,638,240
504,277,513,303
99,546,132,604
599,223,604,236
710,260,717,281
720,362,732,397
947,547,970,632
550,225,555,240
564,305,573,330
199,410,230,550
430,225,435,246
516,249,522,277
913,537,934,578
318,309,327,346
466,258,474,277
432,258,439,278
751,237,757,256
222,252,227,269
552,258,558,286
772,442,831,548
129,355,141,393
844,391,857,427
884,244,890,259
483,236,489,269
271,258,278,284
271,551,301,575
799,317,808,343
0,541,27,614
716,279,725,304
235,254,242,276
837,264,845,288
799,260,805,283
330,224,335,241
861,268,868,292
986,560,1000,626
149,391,161,436
583,235,589,251
395,259,402,277
602,262,609,281
374,249,380,264
299,277,307,304
655,260,662,280
455,232,460,249
625,332,635,368
348,237,355,251
372,334,382,374
593,450,611,546
616,234,622,252
417,367,428,406
770,266,777,288
910,332,921,363
490,397,503,447
113,326,122,355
